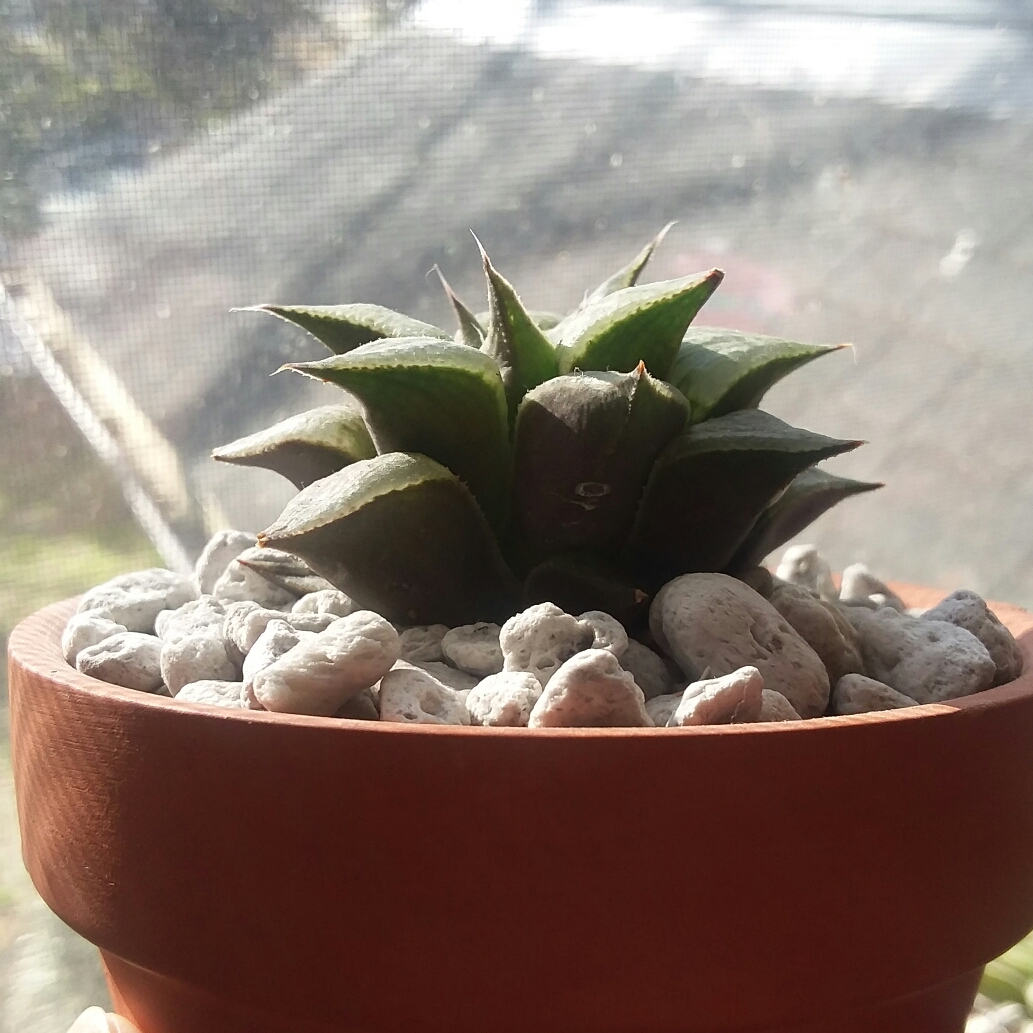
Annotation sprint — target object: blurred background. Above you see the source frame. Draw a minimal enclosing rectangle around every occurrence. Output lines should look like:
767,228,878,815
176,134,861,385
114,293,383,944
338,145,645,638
3,0,1033,1028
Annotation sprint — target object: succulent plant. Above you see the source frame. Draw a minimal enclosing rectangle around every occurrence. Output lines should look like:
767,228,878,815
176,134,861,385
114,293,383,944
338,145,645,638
214,228,880,628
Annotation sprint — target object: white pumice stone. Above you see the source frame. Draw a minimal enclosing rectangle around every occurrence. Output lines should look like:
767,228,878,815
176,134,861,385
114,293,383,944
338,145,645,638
161,633,241,696
241,683,265,710
77,569,198,633
155,595,226,643
528,648,651,728
241,620,313,685
252,611,399,716
398,625,450,662
645,691,683,729
839,563,905,611
404,660,479,692
831,674,919,715
844,607,996,703
466,671,542,727
224,602,334,655
62,613,128,666
335,687,380,720
769,582,864,685
176,680,246,708
440,622,504,677
669,666,765,727
379,663,471,725
650,573,830,718
500,602,595,687
76,632,164,692
922,590,1024,686
291,589,359,618
193,530,257,594
775,544,838,602
757,689,802,722
212,549,297,609
619,639,682,700
577,611,629,658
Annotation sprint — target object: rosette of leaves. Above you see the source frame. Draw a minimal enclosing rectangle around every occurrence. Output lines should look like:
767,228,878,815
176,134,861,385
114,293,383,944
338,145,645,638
214,229,879,627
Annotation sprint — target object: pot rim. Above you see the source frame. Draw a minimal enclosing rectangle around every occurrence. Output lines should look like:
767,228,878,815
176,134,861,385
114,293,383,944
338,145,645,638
12,586,1033,740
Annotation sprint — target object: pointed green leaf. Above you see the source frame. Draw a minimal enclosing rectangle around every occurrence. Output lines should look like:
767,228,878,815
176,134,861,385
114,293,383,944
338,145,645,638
728,468,883,571
477,240,559,416
511,366,688,567
555,269,724,379
236,548,334,596
433,266,484,348
583,222,676,305
211,406,376,489
259,453,520,626
247,303,450,355
626,410,863,586
476,310,563,331
523,552,652,633
286,338,511,528
669,328,848,423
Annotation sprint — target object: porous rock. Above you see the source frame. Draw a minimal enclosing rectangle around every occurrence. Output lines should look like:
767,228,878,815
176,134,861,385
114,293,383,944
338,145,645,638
176,679,246,709
501,602,594,687
291,589,359,618
670,666,764,726
845,608,995,703
224,602,335,655
839,563,905,612
398,625,450,663
645,691,682,729
440,622,504,676
734,566,775,599
528,649,651,728
77,569,198,633
769,582,864,685
577,611,629,658
650,572,830,718
831,674,918,715
758,689,802,722
379,663,470,725
922,590,1023,686
252,611,399,716
335,687,380,721
194,530,257,594
76,632,164,692
620,638,682,700
405,660,479,692
62,613,128,666
242,620,310,684
212,549,297,609
466,671,542,727
155,595,226,644
775,545,837,602
161,633,241,696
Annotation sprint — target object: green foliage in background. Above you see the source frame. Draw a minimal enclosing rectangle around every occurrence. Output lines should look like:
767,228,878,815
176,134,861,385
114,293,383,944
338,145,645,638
982,934,1033,1018
0,372,160,696
0,0,418,237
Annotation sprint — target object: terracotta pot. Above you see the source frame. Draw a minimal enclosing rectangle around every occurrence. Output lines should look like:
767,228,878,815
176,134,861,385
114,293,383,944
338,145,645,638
8,586,1033,1033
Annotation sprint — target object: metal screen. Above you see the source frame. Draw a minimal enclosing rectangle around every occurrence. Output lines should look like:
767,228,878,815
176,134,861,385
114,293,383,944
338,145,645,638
2,1,1033,1026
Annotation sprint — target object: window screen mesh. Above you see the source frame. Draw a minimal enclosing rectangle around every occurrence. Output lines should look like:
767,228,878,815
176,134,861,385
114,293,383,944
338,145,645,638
2,1,1032,1025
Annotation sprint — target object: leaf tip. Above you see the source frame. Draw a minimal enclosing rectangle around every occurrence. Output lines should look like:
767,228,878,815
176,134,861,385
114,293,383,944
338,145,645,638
470,230,490,266
655,220,677,244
